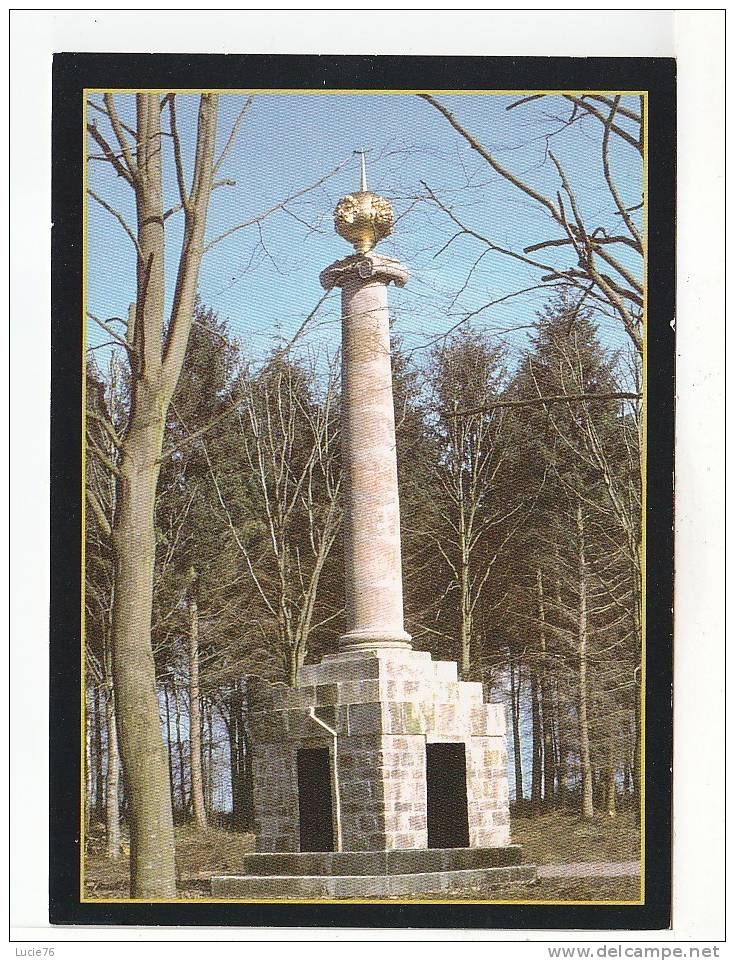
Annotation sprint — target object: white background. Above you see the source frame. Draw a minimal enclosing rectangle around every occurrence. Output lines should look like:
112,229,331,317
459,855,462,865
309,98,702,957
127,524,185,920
8,7,725,950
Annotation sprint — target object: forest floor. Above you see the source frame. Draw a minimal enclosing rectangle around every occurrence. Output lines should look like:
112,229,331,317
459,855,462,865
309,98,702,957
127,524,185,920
510,807,641,865
84,809,641,902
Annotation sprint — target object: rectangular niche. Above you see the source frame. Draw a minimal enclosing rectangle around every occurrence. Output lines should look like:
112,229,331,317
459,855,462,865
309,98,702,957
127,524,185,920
425,742,470,849
296,747,335,853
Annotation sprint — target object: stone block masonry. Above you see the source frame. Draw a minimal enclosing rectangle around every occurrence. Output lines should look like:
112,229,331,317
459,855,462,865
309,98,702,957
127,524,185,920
211,863,536,900
246,647,511,854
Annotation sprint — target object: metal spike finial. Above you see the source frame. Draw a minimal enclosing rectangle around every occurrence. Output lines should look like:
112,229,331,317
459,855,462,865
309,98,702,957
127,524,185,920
359,148,368,192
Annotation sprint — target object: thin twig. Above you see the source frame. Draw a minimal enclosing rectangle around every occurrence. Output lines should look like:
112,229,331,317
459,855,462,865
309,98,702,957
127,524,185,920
87,189,143,261
203,155,353,252
87,312,136,356
213,96,254,175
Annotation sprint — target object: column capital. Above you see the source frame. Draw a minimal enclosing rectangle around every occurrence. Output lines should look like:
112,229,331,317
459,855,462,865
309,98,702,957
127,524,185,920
320,252,408,292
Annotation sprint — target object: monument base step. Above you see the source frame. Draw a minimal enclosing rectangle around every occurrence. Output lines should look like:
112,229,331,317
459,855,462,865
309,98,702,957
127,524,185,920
237,845,522,877
211,863,538,899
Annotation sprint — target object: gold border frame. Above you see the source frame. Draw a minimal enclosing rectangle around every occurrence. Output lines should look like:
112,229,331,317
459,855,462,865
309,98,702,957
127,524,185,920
81,87,648,907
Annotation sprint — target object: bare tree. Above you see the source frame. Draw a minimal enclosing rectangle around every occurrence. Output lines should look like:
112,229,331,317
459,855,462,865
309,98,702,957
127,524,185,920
426,331,527,678
85,359,123,858
204,354,342,686
525,315,643,788
86,92,224,896
86,89,351,894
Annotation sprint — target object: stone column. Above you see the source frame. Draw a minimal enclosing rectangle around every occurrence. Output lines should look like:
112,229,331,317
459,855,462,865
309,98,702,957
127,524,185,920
320,252,411,651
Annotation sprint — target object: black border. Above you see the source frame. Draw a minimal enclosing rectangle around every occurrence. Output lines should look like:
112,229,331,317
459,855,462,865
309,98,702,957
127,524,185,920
50,53,675,929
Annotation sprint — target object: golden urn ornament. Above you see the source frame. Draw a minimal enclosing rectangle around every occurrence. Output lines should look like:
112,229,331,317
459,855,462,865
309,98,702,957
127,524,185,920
334,150,394,254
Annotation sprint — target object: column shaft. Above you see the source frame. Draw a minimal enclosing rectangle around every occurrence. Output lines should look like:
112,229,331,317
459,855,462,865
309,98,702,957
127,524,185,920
337,265,410,650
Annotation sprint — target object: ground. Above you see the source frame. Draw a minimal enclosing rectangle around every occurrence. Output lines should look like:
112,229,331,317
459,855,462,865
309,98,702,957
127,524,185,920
510,807,640,865
83,808,641,902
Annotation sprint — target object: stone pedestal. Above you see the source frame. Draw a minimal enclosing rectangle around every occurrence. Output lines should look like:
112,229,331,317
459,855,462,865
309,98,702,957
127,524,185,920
210,647,530,898
245,648,511,854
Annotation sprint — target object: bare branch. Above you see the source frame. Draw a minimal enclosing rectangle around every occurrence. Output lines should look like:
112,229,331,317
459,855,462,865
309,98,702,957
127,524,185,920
167,94,189,209
86,430,121,477
86,488,112,537
421,181,591,293
213,96,254,175
602,96,643,249
103,93,139,180
87,98,138,139
594,245,644,297
524,234,640,255
87,408,123,448
163,178,235,221
506,94,545,112
582,94,641,124
562,95,643,155
87,122,134,186
157,396,243,464
162,93,219,395
87,188,143,261
419,94,561,221
87,311,136,357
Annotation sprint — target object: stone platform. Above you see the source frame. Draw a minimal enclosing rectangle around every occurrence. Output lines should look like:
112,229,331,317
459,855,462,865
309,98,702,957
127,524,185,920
211,846,536,898
211,863,536,899
239,844,522,875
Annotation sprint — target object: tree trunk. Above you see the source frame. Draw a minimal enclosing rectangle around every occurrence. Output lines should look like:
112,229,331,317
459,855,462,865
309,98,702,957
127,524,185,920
459,535,472,679
633,667,642,820
104,640,121,859
509,658,524,805
105,698,121,859
229,681,251,830
172,678,187,817
93,685,105,823
111,417,177,897
84,694,92,845
555,679,569,807
537,569,555,806
206,701,214,817
287,644,304,689
593,766,604,808
530,668,542,809
552,559,570,807
242,729,255,831
188,575,207,829
605,736,617,817
163,681,175,813
576,503,595,820
107,92,179,898
625,758,634,802
228,696,242,828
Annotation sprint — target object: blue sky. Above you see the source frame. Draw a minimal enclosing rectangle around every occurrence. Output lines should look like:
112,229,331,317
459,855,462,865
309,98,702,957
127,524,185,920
86,92,643,373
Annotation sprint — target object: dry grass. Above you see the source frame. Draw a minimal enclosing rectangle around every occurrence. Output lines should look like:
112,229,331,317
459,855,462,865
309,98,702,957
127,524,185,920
509,807,641,865
84,821,255,899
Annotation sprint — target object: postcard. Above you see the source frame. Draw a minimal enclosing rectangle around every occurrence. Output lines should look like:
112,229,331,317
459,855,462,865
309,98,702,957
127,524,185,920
49,53,675,929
